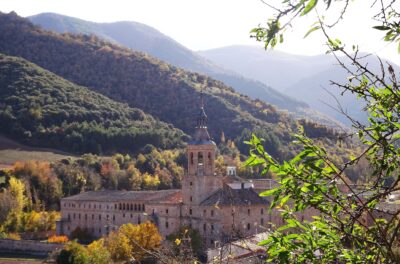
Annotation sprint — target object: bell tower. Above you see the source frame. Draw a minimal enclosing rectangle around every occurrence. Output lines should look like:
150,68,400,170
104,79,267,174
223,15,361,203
182,90,221,206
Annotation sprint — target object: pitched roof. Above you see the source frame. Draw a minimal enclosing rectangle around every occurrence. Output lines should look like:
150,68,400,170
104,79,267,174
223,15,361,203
200,185,267,206
62,189,181,202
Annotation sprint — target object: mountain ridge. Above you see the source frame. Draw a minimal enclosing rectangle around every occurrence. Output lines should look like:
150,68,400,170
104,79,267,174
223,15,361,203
0,11,348,161
27,12,308,111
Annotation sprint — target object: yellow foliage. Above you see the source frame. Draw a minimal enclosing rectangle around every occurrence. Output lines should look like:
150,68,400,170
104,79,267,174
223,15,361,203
48,235,69,243
106,221,161,262
20,211,60,233
106,231,132,262
142,173,160,189
119,221,162,261
87,238,111,264
8,177,26,213
5,232,21,240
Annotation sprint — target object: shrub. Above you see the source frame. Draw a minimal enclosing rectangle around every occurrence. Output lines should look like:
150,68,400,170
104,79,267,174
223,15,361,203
48,235,69,244
5,232,21,240
70,227,92,243
56,241,89,264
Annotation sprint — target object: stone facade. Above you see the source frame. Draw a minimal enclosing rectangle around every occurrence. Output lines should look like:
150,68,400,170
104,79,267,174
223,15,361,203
57,97,272,248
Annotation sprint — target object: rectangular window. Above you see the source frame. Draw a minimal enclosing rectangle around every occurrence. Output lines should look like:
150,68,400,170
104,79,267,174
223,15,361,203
211,210,214,217
261,208,264,215
189,209,192,215
190,196,193,202
166,221,169,228
248,209,251,216
166,209,169,214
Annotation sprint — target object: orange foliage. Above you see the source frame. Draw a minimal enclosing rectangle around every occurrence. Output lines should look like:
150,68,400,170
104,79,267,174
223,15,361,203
48,235,69,244
13,160,52,181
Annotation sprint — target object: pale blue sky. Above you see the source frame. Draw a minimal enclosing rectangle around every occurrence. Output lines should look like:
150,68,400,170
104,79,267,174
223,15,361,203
1,0,399,64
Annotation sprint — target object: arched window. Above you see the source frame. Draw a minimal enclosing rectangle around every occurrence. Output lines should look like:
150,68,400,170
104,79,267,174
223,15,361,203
134,204,137,211
198,152,203,164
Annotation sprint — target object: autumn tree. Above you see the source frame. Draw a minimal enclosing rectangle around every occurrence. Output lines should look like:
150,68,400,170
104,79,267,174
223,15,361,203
1,177,26,232
106,221,162,262
246,1,400,263
87,238,111,264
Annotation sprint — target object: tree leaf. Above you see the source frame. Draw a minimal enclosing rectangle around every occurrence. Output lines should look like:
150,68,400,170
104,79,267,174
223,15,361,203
302,0,318,16
304,26,320,38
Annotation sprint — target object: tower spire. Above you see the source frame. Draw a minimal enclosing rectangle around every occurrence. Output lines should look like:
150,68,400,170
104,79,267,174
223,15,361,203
192,87,212,142
200,86,204,109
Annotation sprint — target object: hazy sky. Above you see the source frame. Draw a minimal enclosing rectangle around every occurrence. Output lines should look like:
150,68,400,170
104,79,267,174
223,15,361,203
1,0,399,64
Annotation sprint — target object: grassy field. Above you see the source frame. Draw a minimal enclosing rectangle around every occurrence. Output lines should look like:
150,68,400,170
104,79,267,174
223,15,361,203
0,135,74,167
0,149,73,166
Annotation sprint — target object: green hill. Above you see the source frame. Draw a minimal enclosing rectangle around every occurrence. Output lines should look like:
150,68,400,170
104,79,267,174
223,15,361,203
0,53,185,154
0,12,350,161
28,12,307,111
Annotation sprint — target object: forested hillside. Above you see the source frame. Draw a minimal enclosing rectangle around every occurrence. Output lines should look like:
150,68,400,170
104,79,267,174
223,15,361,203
0,12,352,162
0,54,185,154
28,12,307,111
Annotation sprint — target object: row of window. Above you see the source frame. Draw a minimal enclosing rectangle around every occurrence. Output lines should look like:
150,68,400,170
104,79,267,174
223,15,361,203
64,202,146,212
187,208,265,217
188,208,215,216
189,152,212,165
117,203,145,212
67,213,142,223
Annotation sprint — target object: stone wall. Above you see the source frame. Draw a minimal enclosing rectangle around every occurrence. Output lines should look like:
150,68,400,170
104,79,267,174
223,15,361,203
0,239,62,257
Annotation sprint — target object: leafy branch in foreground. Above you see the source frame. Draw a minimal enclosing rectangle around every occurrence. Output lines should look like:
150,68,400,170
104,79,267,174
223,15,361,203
251,1,400,50
247,1,400,262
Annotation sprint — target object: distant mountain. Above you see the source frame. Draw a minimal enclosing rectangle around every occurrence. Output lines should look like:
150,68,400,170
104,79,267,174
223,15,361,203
199,45,399,125
0,53,185,154
199,45,335,92
0,12,347,161
28,12,307,111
